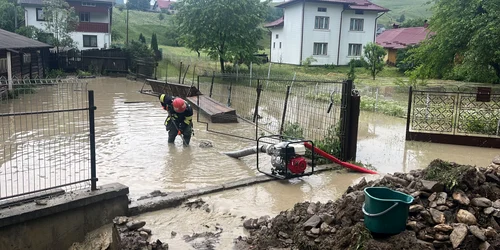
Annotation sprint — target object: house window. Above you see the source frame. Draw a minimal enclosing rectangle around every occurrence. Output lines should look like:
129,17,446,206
276,34,279,39
273,42,275,49
318,7,327,12
82,2,96,7
0,58,7,73
315,16,329,30
36,8,45,21
348,44,362,56
23,53,31,65
80,12,90,22
355,10,364,15
313,43,327,55
350,18,364,31
279,42,282,49
83,35,98,47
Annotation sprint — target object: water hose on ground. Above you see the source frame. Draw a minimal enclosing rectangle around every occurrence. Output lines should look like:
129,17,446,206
223,144,273,158
303,142,378,174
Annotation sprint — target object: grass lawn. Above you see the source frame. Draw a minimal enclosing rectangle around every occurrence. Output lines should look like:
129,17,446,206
371,0,433,26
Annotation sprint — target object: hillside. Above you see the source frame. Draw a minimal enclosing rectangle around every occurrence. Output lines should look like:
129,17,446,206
370,0,433,26
112,8,174,46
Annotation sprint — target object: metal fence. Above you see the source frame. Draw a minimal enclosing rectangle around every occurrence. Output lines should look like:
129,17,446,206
406,86,500,148
0,76,97,204
195,75,347,143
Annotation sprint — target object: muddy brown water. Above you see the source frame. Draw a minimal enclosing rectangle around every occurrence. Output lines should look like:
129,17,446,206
0,78,497,249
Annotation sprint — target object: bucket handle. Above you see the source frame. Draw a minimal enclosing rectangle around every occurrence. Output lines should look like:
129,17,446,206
362,202,398,217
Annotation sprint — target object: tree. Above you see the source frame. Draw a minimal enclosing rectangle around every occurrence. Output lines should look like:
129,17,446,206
138,33,146,43
406,0,500,83
363,42,386,80
126,0,150,11
347,60,356,82
0,0,24,32
150,33,161,61
400,18,427,28
396,14,406,23
175,0,268,73
42,0,79,51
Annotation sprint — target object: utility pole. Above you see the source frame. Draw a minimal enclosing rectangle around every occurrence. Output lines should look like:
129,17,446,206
126,7,129,45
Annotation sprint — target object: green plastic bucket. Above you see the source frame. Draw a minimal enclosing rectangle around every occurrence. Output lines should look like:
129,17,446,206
363,187,414,235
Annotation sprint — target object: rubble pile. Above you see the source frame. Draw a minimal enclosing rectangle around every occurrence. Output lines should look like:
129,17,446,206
237,158,500,250
111,216,169,250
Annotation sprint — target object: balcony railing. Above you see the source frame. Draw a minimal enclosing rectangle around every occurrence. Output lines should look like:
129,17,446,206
76,22,109,33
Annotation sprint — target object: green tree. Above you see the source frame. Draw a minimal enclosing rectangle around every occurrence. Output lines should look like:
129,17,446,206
150,33,161,61
396,14,406,23
0,0,24,32
42,0,79,52
363,42,386,80
175,0,268,73
406,0,500,83
126,0,150,11
400,18,427,28
347,59,356,82
138,33,146,43
165,19,180,47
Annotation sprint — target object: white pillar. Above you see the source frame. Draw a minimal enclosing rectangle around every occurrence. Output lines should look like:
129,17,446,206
6,51,12,91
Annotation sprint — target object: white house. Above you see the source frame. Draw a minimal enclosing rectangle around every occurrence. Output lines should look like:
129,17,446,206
19,0,114,51
264,0,389,66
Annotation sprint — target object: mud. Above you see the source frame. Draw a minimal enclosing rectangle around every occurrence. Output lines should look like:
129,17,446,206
237,159,500,250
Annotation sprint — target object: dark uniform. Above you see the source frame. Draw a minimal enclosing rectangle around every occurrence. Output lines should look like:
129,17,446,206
159,94,193,145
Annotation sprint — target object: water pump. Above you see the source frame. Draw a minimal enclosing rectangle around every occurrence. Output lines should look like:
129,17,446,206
257,135,315,179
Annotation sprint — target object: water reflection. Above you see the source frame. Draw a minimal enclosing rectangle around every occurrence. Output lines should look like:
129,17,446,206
357,111,498,173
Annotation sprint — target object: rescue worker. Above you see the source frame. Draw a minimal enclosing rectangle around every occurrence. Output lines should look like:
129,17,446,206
159,94,193,145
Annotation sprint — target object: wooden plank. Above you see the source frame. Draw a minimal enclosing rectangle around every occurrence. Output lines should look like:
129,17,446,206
187,95,238,123
147,79,202,97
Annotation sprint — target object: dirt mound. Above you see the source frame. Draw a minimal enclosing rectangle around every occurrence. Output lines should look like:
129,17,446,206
236,159,500,250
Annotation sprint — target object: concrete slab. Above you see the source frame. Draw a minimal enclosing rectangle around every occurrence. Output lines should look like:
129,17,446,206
129,165,342,215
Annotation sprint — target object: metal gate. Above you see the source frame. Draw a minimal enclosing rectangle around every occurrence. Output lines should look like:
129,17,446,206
0,77,97,205
406,86,500,148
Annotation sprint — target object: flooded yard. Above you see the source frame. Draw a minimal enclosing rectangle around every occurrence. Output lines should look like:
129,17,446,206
1,77,498,249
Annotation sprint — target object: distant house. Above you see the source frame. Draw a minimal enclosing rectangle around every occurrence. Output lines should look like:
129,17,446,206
152,0,176,14
18,0,115,51
0,28,52,88
376,25,432,65
264,0,389,66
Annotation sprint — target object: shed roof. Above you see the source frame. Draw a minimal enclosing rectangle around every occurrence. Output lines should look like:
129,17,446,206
0,28,52,50
376,27,432,49
276,0,389,12
264,17,284,28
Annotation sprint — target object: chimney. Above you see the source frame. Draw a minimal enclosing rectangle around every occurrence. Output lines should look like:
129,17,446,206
424,20,429,28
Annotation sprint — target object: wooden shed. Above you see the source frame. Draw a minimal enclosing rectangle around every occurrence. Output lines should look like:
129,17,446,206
0,28,52,90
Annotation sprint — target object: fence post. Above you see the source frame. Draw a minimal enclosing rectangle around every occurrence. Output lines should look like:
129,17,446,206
339,79,353,161
88,90,97,191
405,86,413,141
254,81,262,140
179,61,183,84
280,85,291,135
347,93,360,161
209,72,215,98
227,78,233,107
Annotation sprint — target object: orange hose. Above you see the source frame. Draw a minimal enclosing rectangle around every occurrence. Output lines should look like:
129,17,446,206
304,142,378,174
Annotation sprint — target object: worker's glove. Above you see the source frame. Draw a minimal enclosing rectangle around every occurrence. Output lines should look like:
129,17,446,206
178,123,186,131
177,130,182,135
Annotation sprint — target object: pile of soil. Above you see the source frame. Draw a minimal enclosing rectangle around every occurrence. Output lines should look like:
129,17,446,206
236,158,500,250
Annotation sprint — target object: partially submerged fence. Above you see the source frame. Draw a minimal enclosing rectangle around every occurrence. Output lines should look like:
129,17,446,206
406,86,500,148
193,75,360,161
0,77,97,205
50,48,128,74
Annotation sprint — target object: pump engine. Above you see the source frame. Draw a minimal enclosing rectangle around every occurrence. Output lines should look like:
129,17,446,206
267,141,308,176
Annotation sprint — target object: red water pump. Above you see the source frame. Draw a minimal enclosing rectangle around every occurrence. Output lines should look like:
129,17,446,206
257,135,315,179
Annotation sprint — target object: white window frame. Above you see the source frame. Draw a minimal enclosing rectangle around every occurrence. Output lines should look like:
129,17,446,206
80,12,90,22
313,43,328,56
348,44,362,57
36,8,45,21
83,35,98,47
315,16,329,30
350,18,364,31
23,53,32,65
318,7,327,12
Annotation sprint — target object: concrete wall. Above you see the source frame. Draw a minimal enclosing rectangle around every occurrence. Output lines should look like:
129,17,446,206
0,183,129,250
338,10,378,65
280,3,304,65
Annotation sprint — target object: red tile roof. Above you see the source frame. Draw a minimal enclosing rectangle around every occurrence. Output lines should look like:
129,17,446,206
264,17,284,28
157,0,174,9
276,0,389,12
376,27,432,49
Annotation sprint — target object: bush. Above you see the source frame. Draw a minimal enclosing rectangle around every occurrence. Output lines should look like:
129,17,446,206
462,113,499,136
348,58,368,68
282,122,304,139
46,69,65,78
308,126,342,164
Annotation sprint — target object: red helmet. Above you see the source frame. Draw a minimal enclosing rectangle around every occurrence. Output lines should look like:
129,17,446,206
172,98,186,113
